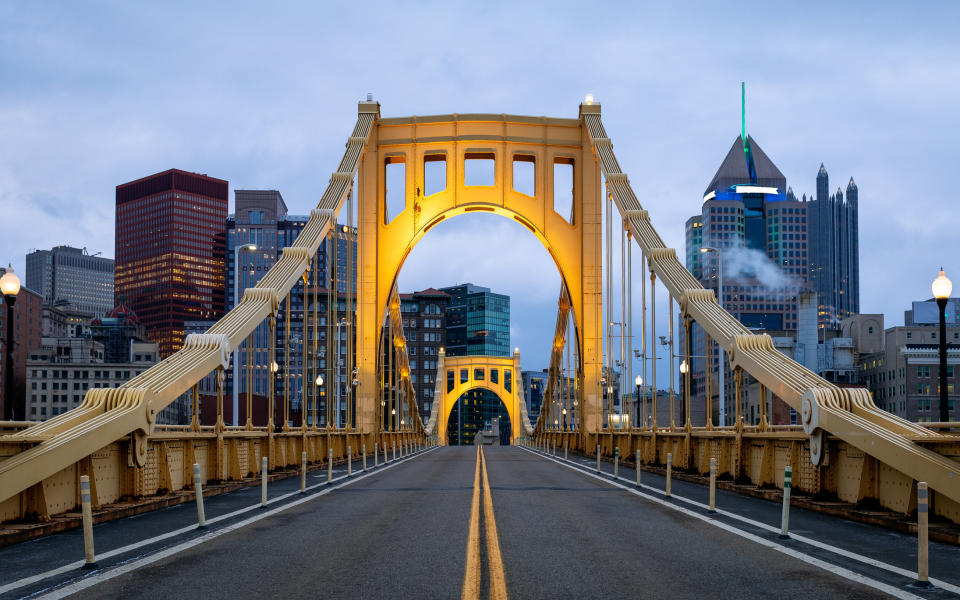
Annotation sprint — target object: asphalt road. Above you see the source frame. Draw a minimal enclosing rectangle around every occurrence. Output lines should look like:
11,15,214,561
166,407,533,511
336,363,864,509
2,445,956,599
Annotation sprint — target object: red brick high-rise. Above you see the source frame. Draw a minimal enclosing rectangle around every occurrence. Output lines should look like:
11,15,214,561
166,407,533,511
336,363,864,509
115,169,227,358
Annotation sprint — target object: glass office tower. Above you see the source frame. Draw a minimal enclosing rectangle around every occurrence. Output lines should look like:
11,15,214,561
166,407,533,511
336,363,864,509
440,283,511,444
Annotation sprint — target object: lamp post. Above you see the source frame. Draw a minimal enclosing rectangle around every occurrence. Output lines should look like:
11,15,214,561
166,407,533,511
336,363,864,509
334,318,346,429
1,266,21,421
932,269,953,422
232,243,257,426
635,375,642,428
320,375,323,429
679,360,688,425
700,246,725,426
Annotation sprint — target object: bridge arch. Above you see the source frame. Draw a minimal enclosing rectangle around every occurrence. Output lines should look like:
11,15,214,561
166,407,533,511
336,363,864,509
357,108,605,436
433,353,523,444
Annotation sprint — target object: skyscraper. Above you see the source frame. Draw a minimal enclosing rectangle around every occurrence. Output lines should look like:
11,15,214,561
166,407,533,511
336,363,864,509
686,134,808,331
440,283,510,444
226,190,358,425
440,283,510,357
26,246,114,317
396,288,450,421
115,169,228,358
684,117,808,425
808,165,860,329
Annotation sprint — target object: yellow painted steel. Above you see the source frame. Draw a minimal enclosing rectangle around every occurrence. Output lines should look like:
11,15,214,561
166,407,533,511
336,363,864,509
425,351,532,445
356,109,604,442
0,103,383,509
0,101,958,528
573,107,960,509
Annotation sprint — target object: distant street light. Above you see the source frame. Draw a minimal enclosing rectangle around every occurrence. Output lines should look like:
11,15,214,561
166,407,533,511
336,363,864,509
635,375,643,428
932,269,953,422
700,246,725,425
1,266,21,421
232,243,257,426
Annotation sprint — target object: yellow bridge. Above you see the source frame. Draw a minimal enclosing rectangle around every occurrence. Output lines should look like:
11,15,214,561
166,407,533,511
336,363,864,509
0,100,958,533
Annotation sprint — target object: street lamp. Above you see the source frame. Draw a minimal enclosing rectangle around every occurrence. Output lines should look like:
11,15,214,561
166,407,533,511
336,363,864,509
635,375,643,428
933,269,953,422
1,266,21,421
700,246,725,426
313,375,323,426
232,243,257,425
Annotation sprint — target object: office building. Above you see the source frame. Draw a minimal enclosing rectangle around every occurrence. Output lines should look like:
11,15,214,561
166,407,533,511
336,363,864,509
687,133,808,331
42,301,92,339
115,169,228,358
440,283,510,443
684,129,807,424
0,267,42,421
809,166,860,329
397,288,449,421
860,324,959,422
226,190,357,417
440,283,510,357
521,370,547,427
26,338,161,422
854,296,960,422
26,246,114,317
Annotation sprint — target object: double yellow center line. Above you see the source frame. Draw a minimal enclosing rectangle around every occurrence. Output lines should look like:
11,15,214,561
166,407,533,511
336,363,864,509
462,446,508,600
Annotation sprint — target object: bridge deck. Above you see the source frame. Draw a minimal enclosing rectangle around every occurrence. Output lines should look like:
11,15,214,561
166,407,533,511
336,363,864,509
1,447,958,599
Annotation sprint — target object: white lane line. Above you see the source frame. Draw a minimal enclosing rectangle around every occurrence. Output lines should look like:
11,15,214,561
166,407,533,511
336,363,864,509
0,450,434,597
538,448,960,595
521,448,932,600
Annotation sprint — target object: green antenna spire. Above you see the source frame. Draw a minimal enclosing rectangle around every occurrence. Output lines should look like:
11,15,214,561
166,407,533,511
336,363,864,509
741,81,746,141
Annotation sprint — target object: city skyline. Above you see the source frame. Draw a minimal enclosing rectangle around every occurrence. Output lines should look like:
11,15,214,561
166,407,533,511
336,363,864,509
1,2,958,376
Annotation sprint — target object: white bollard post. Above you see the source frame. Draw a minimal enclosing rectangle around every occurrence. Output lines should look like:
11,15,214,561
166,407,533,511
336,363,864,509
564,440,568,461
596,444,601,473
347,445,353,476
260,456,268,508
375,442,379,467
709,458,717,513
300,452,307,494
362,444,367,472
80,475,97,569
193,463,207,527
553,440,557,456
614,447,620,479
393,441,397,462
779,465,792,538
327,448,333,483
636,449,642,487
917,482,930,586
383,442,388,465
666,453,672,498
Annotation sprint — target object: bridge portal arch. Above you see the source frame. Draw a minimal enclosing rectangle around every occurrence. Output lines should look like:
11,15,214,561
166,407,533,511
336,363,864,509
356,106,605,438
435,354,523,444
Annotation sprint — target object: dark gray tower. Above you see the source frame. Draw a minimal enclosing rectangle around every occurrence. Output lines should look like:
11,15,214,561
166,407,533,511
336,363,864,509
842,177,860,318
808,165,860,329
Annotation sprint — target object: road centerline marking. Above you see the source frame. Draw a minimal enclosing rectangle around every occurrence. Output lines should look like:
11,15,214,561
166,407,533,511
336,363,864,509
480,447,508,600
462,446,482,600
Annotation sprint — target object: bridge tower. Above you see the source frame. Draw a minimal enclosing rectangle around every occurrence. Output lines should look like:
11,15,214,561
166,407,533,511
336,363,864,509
355,103,606,446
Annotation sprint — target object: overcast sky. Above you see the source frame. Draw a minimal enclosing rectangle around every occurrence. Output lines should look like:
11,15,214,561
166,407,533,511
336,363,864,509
1,1,957,377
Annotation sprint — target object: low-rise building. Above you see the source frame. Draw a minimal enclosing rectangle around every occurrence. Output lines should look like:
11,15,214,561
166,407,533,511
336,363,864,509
860,324,959,422
26,338,160,421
